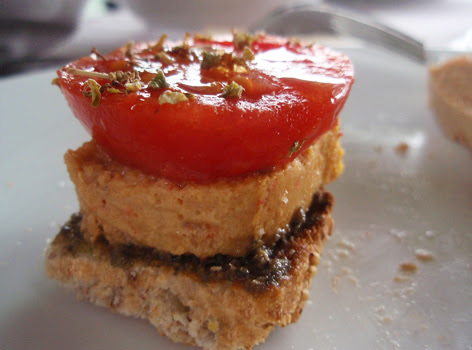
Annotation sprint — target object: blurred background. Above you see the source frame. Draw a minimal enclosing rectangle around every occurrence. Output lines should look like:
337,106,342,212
0,0,471,76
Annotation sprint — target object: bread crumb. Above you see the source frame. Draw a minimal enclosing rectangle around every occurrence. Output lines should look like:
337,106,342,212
415,248,434,261
374,306,393,325
389,229,407,241
375,305,386,313
395,142,409,155
322,259,332,268
399,262,417,273
347,275,360,287
335,248,350,258
337,239,356,250
331,276,340,293
424,230,435,238
393,275,411,283
438,334,451,345
413,324,428,335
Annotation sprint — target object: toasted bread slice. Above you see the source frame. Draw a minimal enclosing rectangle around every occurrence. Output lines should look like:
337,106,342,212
45,191,334,350
429,55,472,151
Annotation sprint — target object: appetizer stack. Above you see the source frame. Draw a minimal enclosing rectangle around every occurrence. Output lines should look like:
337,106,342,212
45,33,354,350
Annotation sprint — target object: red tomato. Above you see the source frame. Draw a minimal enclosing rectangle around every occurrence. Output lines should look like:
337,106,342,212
57,34,354,182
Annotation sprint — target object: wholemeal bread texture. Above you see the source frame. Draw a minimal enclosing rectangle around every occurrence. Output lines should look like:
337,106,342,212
46,191,334,350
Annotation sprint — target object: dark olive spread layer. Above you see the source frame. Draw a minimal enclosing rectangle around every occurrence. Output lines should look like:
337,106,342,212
53,191,333,293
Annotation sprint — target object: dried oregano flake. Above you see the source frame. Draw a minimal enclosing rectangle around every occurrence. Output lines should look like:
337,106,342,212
154,51,173,65
200,46,254,73
51,77,61,86
124,40,135,58
193,32,213,41
125,81,142,93
201,51,223,69
232,31,257,50
149,34,168,52
148,70,169,89
287,139,306,157
69,68,144,98
68,68,110,81
159,90,189,105
83,79,102,107
242,47,255,62
107,87,121,94
220,81,244,99
91,47,106,61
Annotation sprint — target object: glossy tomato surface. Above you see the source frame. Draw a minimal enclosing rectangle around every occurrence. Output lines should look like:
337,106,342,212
57,34,354,182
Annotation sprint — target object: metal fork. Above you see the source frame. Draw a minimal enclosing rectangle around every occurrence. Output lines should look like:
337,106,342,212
252,3,467,64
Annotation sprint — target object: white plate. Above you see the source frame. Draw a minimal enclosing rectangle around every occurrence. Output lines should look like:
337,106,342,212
1,47,471,350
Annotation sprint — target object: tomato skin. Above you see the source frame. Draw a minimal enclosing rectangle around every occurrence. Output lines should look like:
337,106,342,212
57,34,354,182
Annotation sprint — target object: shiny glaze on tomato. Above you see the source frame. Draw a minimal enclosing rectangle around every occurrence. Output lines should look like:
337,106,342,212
57,34,354,182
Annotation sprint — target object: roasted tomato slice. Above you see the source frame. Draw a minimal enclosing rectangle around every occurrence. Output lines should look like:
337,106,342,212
56,33,354,182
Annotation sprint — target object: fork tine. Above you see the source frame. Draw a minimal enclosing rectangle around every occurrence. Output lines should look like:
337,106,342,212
253,4,427,63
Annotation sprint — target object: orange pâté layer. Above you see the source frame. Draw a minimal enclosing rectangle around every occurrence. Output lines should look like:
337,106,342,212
66,126,343,258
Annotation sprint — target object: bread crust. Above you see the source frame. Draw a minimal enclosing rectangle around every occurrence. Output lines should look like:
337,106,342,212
65,127,343,258
429,55,472,151
45,192,334,350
